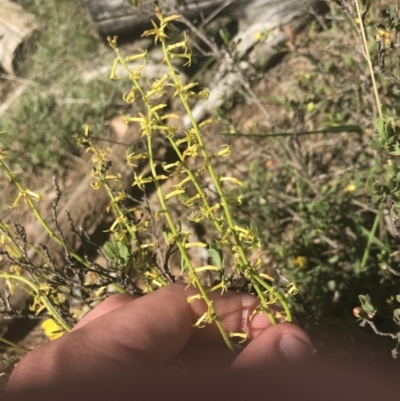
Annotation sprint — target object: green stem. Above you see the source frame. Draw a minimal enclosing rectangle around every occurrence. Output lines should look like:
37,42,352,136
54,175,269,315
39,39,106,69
360,205,382,272
0,161,125,295
146,131,234,350
103,181,140,244
253,274,292,322
251,280,276,324
162,41,291,321
221,126,363,137
110,47,233,347
163,45,250,261
114,48,227,241
0,337,30,352
0,160,92,270
354,0,382,118
112,31,291,329
0,273,71,332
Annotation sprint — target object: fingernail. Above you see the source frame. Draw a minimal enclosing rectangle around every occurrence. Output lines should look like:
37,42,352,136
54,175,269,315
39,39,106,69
279,335,311,363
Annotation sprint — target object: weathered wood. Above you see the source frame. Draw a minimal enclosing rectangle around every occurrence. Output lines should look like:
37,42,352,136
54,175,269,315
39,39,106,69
84,0,225,39
0,0,39,74
84,0,316,40
186,5,319,125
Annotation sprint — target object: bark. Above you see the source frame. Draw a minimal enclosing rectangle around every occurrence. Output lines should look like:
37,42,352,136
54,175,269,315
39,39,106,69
84,0,317,39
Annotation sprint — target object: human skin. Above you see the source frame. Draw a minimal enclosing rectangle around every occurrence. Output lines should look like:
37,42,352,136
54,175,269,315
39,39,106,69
3,283,398,401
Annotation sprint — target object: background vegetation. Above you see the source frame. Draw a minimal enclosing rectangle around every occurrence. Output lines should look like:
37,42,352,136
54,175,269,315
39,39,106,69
0,0,126,168
1,0,400,385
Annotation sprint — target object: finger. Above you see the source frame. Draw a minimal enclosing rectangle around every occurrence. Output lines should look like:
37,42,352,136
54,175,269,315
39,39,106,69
7,284,196,391
7,283,310,391
231,322,313,369
71,294,136,331
184,294,310,370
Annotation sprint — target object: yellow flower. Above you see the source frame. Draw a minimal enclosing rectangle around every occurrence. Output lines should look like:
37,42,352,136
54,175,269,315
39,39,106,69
294,256,307,269
306,102,315,112
345,182,356,192
41,319,64,341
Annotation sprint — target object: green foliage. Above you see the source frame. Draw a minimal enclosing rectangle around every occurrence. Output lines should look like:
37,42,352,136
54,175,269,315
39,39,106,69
219,0,400,357
207,243,224,271
103,241,131,268
358,294,376,318
0,0,122,169
358,0,400,356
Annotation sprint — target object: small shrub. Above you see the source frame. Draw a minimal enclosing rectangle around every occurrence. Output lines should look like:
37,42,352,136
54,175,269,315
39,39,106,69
0,6,297,354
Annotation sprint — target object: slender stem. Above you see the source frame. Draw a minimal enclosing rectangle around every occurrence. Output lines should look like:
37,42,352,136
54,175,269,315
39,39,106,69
103,182,139,244
0,220,49,262
251,280,276,324
111,20,292,330
360,205,382,272
253,275,292,322
0,161,125,295
0,337,30,352
114,49,227,240
146,129,234,350
221,126,363,137
111,47,233,348
162,41,289,321
163,45,249,261
0,273,71,332
354,0,382,118
0,161,92,270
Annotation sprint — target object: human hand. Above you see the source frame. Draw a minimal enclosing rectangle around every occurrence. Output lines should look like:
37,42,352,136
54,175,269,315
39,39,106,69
4,283,399,401
6,283,311,393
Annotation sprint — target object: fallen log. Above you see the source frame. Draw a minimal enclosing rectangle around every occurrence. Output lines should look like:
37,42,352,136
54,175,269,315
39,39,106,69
0,0,39,74
84,0,319,40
